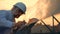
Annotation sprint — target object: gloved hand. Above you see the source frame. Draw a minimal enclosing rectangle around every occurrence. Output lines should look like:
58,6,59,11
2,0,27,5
13,20,26,33
14,20,26,30
17,20,26,27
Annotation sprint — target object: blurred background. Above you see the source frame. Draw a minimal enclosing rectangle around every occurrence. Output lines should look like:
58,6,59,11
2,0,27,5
0,0,60,33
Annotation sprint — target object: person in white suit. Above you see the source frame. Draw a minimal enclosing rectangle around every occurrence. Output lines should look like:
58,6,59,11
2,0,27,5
0,2,26,34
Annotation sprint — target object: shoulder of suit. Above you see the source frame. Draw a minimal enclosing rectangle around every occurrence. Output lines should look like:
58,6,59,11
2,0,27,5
0,10,12,15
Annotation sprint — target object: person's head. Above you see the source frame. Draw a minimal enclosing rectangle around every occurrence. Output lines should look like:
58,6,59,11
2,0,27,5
11,2,26,18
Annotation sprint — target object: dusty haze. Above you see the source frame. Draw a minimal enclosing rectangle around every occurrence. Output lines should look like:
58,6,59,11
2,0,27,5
0,0,60,33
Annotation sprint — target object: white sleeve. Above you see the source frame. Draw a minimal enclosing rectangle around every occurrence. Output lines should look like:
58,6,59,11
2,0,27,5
0,18,15,28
